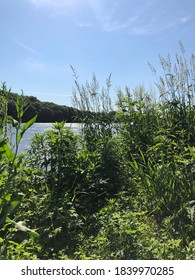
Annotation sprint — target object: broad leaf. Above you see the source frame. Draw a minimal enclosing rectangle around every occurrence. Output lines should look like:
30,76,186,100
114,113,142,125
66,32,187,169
17,115,37,142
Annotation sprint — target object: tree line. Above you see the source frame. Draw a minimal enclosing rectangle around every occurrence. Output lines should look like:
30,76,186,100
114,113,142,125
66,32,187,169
7,92,116,123
7,92,82,123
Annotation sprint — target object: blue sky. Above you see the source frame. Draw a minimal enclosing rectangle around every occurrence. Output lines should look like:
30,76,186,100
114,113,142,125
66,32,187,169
0,0,194,106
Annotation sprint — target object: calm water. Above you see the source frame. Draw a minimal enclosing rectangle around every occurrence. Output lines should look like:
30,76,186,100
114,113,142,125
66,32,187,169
9,123,82,154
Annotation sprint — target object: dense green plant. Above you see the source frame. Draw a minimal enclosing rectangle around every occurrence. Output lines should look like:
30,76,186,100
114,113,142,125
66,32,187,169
0,44,194,259
149,41,195,144
28,122,80,195
114,45,195,253
0,83,38,259
75,194,187,260
71,69,127,212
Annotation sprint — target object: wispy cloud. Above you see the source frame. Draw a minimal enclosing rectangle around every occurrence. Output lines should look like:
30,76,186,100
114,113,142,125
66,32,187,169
87,0,193,36
12,38,40,55
29,0,193,36
165,16,192,29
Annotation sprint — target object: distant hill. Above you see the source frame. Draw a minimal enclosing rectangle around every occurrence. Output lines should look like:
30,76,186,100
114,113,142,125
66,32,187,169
7,92,82,123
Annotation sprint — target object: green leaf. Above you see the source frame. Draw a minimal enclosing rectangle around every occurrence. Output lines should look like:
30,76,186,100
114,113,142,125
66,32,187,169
129,160,138,171
0,200,20,226
7,115,13,123
139,148,146,164
0,143,14,160
8,200,21,213
125,229,137,235
5,217,12,223
17,115,37,142
5,194,11,202
0,243,7,256
28,230,40,242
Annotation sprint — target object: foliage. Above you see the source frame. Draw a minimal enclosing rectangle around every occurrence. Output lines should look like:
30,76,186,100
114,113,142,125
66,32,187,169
75,196,186,260
7,91,81,123
0,44,195,259
0,84,38,258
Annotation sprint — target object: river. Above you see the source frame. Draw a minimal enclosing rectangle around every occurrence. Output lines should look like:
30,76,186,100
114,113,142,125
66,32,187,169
9,123,82,154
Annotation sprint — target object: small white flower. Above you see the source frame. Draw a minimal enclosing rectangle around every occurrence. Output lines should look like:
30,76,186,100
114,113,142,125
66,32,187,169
15,221,31,232
13,220,39,238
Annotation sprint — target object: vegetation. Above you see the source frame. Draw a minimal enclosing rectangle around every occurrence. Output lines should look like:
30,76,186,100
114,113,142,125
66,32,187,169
7,91,81,123
0,44,195,259
7,90,116,123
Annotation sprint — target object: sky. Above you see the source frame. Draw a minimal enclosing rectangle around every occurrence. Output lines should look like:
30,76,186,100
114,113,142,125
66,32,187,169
0,0,194,106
